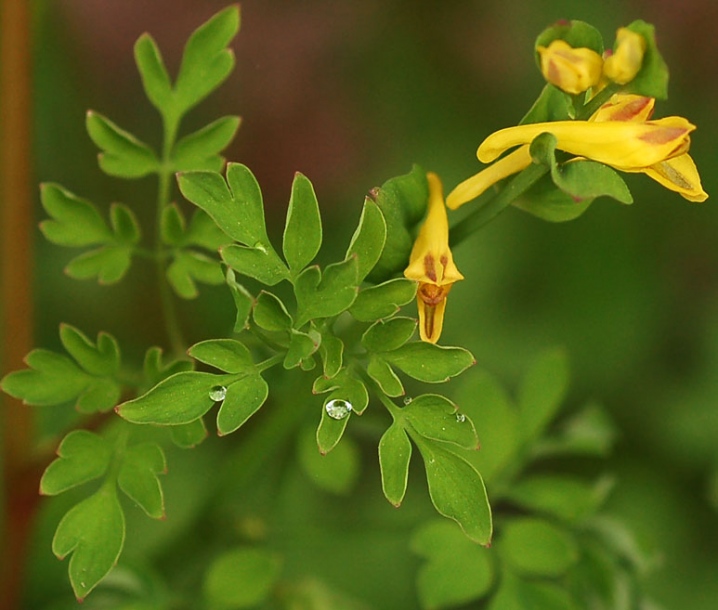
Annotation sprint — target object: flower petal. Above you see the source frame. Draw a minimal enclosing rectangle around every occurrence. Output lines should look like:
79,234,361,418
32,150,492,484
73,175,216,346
477,118,695,169
625,154,708,202
446,146,533,210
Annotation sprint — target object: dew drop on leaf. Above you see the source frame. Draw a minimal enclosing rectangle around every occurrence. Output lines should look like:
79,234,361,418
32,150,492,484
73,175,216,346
403,396,413,405
325,398,352,420
209,385,227,401
456,412,466,423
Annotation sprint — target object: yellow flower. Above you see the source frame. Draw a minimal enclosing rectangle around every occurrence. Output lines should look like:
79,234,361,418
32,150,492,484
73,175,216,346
446,94,707,208
404,172,463,343
537,39,603,94
603,28,647,85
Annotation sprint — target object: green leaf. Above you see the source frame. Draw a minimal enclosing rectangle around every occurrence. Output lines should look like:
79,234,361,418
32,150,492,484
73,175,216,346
171,116,241,172
378,423,412,506
345,197,387,282
117,371,220,425
59,324,120,377
529,133,633,212
453,370,519,483
177,163,270,247
299,425,360,495
520,84,573,125
189,339,255,374
294,258,359,326
65,246,133,284
318,332,343,379
402,394,479,450
226,270,254,332
134,33,173,111
384,342,475,383
142,346,193,389
411,520,494,609
312,368,369,415
283,172,322,274
253,291,292,332
40,431,112,496
413,437,492,545
167,250,224,299
117,443,167,519
488,571,579,610
1,349,89,406
514,173,594,222
186,209,231,251
39,184,112,247
76,377,122,414
284,329,321,370
221,243,289,286
621,20,669,99
518,347,569,442
203,546,282,610
499,517,578,577
349,277,417,322
367,356,404,397
534,19,604,57
316,397,351,455
362,316,416,353
110,203,141,244
170,418,208,449
369,166,429,282
52,485,125,601
160,204,186,246
507,475,613,523
216,375,269,436
534,401,617,458
174,5,240,114
86,111,158,178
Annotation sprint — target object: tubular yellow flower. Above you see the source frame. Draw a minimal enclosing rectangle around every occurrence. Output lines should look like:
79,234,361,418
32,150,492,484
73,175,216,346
477,117,694,169
537,39,603,94
446,146,532,210
603,28,646,85
404,172,463,343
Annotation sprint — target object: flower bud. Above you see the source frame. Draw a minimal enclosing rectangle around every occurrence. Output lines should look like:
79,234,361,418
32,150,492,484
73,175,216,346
603,28,646,85
537,39,603,94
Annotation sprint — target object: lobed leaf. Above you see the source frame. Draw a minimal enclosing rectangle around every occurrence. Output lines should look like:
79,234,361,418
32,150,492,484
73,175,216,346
349,277,417,322
216,374,269,436
52,485,126,601
170,418,208,449
499,517,578,577
413,437,492,545
1,349,90,406
188,338,255,374
110,203,142,244
117,371,221,425
167,249,224,299
65,245,133,284
252,291,293,332
40,431,112,496
361,316,416,353
294,257,359,327
402,394,479,450
221,243,289,286
283,172,322,275
226,270,254,332
117,442,167,519
59,324,120,377
345,197,387,282
318,332,343,379
384,342,475,383
171,115,241,172
518,346,569,442
284,329,321,370
39,184,112,247
367,356,404,397
203,546,282,610
411,520,494,609
378,423,412,506
134,33,173,112
86,111,158,179
174,5,240,114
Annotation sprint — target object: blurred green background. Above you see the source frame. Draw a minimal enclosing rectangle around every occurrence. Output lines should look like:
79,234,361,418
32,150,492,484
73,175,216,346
18,0,718,607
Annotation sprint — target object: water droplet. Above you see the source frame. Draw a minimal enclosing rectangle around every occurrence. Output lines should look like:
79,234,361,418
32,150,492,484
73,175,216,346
456,413,466,423
209,385,227,401
253,241,268,253
403,396,413,405
325,398,352,420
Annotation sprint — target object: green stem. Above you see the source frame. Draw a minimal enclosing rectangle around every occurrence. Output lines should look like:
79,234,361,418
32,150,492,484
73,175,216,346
155,112,184,355
449,162,549,247
577,83,620,120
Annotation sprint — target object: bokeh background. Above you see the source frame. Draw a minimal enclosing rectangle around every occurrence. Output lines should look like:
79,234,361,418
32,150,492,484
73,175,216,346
7,0,718,607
